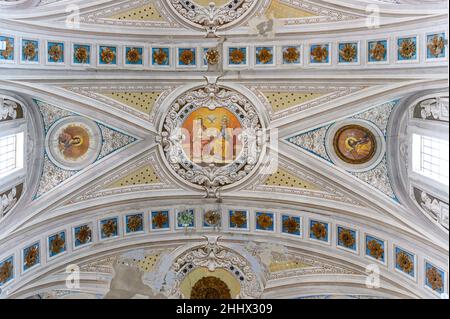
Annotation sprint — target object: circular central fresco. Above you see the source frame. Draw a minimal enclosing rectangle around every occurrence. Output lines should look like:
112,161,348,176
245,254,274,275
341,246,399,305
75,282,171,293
159,83,266,196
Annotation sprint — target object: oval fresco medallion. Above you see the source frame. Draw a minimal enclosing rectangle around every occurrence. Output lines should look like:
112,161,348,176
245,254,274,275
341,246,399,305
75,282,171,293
333,125,377,165
45,116,102,170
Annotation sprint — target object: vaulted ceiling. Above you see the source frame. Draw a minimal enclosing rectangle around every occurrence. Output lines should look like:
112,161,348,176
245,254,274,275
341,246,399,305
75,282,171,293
0,0,448,299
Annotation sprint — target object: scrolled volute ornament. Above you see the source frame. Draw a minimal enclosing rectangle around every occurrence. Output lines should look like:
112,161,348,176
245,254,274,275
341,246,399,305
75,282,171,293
167,0,258,35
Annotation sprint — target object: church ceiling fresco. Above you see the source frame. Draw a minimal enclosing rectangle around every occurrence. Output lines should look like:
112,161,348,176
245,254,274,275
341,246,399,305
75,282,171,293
286,100,397,199
0,0,448,301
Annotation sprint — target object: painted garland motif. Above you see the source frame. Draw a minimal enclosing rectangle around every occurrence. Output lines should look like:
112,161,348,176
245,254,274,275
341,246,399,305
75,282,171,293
160,83,264,197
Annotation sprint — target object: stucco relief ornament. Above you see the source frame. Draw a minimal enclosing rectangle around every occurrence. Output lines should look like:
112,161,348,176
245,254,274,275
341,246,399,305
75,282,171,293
420,191,441,219
419,97,449,121
168,236,264,299
0,187,17,216
167,0,258,35
158,80,265,198
0,97,18,120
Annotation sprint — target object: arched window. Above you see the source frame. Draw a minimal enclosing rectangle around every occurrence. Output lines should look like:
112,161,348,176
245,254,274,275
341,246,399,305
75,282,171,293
407,94,449,229
0,95,26,217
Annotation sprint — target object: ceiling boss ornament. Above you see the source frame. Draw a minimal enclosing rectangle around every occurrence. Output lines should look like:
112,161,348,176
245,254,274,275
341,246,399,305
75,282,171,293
158,80,265,197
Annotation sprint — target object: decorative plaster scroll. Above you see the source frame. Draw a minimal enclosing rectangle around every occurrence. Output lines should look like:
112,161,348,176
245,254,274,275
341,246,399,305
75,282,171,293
168,236,264,299
0,184,23,217
412,187,449,229
249,85,367,121
164,0,260,33
413,97,449,122
288,125,331,161
78,0,178,28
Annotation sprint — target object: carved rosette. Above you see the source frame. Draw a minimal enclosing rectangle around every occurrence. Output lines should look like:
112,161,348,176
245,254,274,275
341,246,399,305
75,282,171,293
166,0,258,33
168,237,264,299
159,83,264,196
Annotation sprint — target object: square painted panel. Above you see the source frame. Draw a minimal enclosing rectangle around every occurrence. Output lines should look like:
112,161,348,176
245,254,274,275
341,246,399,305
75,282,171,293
47,42,64,63
151,211,170,230
0,256,14,286
229,210,248,229
255,212,274,231
203,211,222,228
177,209,195,228
23,242,40,272
98,46,117,65
310,44,330,63
48,231,66,258
395,247,415,278
125,47,143,65
368,40,388,63
21,39,39,62
125,213,144,233
397,37,417,61
73,224,92,247
337,226,357,251
365,235,385,262
309,220,329,242
281,215,301,236
0,36,14,61
100,217,119,239
255,46,274,65
228,47,247,65
178,48,196,66
152,48,170,66
427,33,446,59
425,262,445,294
73,44,91,64
282,46,301,65
338,42,358,63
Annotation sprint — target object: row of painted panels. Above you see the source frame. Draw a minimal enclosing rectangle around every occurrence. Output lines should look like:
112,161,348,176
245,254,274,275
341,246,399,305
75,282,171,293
0,208,447,297
0,32,447,69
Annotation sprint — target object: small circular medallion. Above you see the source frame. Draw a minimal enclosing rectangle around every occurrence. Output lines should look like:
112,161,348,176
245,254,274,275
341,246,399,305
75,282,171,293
325,120,385,172
333,125,376,164
45,116,102,170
